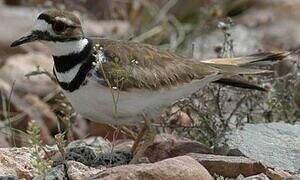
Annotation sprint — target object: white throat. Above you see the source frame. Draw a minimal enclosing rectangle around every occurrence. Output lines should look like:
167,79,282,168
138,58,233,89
45,38,89,56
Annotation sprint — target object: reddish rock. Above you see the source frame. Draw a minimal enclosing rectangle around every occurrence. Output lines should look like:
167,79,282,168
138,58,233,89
0,136,10,148
0,79,54,145
94,156,212,180
113,139,134,152
266,168,295,180
188,153,266,178
0,53,55,96
88,121,128,141
0,148,38,179
0,122,10,148
23,94,57,130
177,111,193,126
143,133,212,162
236,173,270,180
67,161,105,180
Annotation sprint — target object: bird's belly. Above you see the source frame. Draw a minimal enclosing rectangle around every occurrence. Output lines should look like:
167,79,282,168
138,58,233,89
62,80,144,125
62,80,179,125
62,73,222,125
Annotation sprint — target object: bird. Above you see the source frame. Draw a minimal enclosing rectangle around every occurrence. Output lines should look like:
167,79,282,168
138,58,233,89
11,9,289,154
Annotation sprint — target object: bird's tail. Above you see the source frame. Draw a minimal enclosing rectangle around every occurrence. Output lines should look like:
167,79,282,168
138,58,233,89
202,52,290,91
214,76,267,91
201,52,290,67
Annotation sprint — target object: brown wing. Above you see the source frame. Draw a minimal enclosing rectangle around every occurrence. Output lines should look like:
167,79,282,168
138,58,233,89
93,39,219,90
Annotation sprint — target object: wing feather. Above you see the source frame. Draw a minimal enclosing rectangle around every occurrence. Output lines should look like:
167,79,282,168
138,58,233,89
91,39,288,91
93,39,219,90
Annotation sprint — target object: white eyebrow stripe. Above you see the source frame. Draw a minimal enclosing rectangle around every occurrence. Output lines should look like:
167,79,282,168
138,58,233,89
33,19,51,31
55,17,74,26
32,19,56,36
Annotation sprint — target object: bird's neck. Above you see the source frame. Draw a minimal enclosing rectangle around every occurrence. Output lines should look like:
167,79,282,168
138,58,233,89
50,38,90,57
51,38,95,92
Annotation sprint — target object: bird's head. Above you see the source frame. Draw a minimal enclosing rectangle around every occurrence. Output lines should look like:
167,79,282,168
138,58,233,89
11,9,84,47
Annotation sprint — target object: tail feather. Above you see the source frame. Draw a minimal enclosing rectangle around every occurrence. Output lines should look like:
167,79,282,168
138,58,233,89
202,51,290,91
214,77,267,91
209,64,271,91
209,63,274,75
201,52,290,66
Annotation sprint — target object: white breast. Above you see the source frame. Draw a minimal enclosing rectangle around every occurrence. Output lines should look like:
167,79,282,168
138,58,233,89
62,76,126,125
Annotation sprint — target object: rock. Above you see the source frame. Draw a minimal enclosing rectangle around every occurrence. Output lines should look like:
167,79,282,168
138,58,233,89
0,79,54,145
0,5,36,46
143,133,212,162
236,173,270,180
190,0,300,58
67,161,105,180
64,145,98,167
67,136,111,153
266,168,295,180
84,20,130,38
94,156,212,180
0,53,55,96
54,137,133,167
71,115,89,139
113,139,134,152
93,151,133,167
177,111,193,126
188,153,266,178
34,165,66,180
0,164,18,177
23,94,57,126
216,122,300,173
293,80,300,111
237,1,300,51
0,176,18,180
88,122,128,141
0,122,10,148
58,137,108,166
190,24,263,59
0,148,37,179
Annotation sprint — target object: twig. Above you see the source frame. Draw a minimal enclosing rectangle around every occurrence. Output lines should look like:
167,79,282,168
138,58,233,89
25,66,57,83
132,25,164,43
168,15,185,52
226,95,247,127
2,88,60,126
98,54,119,116
155,0,178,24
139,0,160,17
215,87,223,119
7,81,16,146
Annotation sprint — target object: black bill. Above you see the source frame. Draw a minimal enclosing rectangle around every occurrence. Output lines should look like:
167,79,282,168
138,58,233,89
10,33,39,47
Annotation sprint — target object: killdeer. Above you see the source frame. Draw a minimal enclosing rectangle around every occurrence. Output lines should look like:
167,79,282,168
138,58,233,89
11,10,289,146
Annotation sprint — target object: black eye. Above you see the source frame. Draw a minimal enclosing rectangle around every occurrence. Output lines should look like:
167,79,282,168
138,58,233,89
52,21,66,33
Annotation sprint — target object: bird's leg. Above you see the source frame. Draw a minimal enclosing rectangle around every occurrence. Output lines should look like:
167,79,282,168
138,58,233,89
110,125,122,152
110,125,137,152
131,121,148,154
130,115,156,164
120,126,137,140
